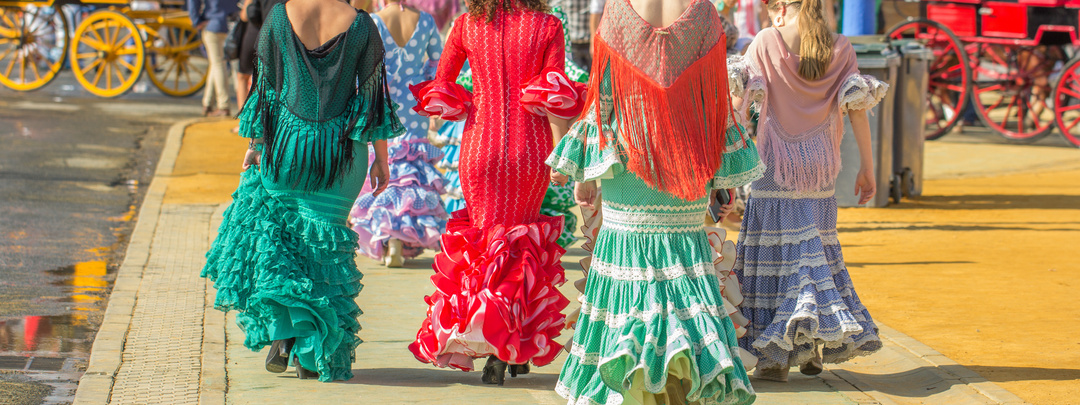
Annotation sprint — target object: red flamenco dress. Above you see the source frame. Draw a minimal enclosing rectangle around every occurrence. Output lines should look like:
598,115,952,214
407,10,586,372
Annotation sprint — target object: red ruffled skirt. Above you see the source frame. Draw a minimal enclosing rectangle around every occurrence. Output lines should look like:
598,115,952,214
409,210,570,371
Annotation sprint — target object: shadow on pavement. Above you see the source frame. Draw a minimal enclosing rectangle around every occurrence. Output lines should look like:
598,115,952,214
836,364,1080,398
839,223,1080,232
964,365,1080,382
342,367,559,389
891,194,1080,211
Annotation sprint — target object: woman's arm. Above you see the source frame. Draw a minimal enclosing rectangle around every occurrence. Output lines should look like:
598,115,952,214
369,139,390,196
848,109,876,204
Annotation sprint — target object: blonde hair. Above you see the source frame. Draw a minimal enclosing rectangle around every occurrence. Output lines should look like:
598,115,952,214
769,0,834,80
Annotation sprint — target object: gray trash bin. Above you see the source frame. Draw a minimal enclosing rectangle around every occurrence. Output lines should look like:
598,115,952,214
890,40,931,203
836,38,900,208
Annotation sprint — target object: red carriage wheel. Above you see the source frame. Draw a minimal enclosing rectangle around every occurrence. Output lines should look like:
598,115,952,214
970,44,1061,143
1052,58,1080,148
887,19,971,141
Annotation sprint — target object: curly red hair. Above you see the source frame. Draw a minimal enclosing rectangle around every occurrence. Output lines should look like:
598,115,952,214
467,0,549,23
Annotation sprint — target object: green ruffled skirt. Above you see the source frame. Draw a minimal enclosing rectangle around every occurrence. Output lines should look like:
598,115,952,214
549,120,761,404
202,165,366,382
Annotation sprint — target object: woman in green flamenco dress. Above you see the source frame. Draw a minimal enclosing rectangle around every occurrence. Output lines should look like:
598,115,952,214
200,0,404,382
547,0,764,403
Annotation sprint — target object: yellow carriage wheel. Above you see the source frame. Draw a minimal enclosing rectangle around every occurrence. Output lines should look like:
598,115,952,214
0,6,70,92
71,10,145,98
145,21,206,97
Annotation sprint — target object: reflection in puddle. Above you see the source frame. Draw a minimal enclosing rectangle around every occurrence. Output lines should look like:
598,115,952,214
0,315,95,356
0,261,115,356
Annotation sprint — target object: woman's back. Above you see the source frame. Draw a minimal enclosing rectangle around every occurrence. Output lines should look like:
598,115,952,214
285,0,358,50
376,4,422,47
448,11,562,114
627,0,696,27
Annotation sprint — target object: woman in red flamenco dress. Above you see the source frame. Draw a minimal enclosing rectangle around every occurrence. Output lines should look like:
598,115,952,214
407,0,586,386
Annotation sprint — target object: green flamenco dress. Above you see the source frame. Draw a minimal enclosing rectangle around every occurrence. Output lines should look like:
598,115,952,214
548,103,764,405
201,5,403,382
547,0,764,401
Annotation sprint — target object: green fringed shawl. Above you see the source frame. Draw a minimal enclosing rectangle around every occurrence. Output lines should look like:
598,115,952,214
243,5,403,191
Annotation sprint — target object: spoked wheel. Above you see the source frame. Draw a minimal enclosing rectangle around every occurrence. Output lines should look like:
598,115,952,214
887,19,971,140
970,43,1063,143
143,19,206,97
1052,57,1080,148
70,10,145,98
0,6,69,91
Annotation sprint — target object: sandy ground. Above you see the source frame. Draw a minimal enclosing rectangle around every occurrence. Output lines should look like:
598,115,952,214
839,164,1080,404
172,119,1080,404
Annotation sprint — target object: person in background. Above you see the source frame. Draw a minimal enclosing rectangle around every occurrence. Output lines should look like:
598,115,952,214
236,0,257,112
187,0,238,117
551,0,592,72
349,1,447,267
588,0,602,46
729,0,886,382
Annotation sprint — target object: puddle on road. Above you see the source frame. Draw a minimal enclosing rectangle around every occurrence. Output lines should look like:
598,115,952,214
0,261,115,357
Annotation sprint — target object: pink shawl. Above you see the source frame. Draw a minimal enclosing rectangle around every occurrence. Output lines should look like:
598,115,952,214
741,28,860,192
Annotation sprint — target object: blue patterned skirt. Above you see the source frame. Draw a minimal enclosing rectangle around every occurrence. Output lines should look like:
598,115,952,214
733,170,882,369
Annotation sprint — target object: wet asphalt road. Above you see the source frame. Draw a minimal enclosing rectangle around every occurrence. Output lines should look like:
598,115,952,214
0,72,204,404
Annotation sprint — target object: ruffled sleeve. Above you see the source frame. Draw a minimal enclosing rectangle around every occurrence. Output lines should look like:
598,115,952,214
409,80,473,122
839,73,889,114
545,60,621,182
348,68,404,143
727,33,767,127
408,14,473,122
237,60,267,139
238,17,277,140
710,117,766,189
348,16,405,143
520,19,586,119
520,68,587,120
727,54,766,125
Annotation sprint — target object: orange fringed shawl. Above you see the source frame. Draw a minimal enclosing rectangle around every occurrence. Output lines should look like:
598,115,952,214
583,1,733,202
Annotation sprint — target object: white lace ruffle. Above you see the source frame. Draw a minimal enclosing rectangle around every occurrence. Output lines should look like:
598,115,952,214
736,251,841,277
580,301,730,329
602,208,705,231
591,259,715,282
603,200,708,212
738,224,840,247
750,189,835,199
839,73,890,114
710,161,766,190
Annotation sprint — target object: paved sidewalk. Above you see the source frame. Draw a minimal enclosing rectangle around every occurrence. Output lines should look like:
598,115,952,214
72,120,1030,404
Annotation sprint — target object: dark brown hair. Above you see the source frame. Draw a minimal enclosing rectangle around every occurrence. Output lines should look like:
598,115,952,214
468,0,548,23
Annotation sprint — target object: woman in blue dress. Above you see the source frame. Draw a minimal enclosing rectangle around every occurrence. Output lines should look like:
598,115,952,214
350,2,448,267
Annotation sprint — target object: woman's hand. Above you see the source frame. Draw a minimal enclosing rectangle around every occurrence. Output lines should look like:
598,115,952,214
242,148,261,169
855,167,876,205
550,169,569,186
369,157,390,197
713,189,736,221
575,181,598,208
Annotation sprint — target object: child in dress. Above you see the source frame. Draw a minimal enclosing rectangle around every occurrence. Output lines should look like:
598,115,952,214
729,0,888,382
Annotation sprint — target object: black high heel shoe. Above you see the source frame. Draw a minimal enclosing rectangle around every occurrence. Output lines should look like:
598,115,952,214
509,363,529,377
480,355,507,386
292,356,319,380
265,339,293,373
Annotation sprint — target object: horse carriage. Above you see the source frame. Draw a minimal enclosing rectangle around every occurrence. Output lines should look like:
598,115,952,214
0,0,207,97
887,0,1080,147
